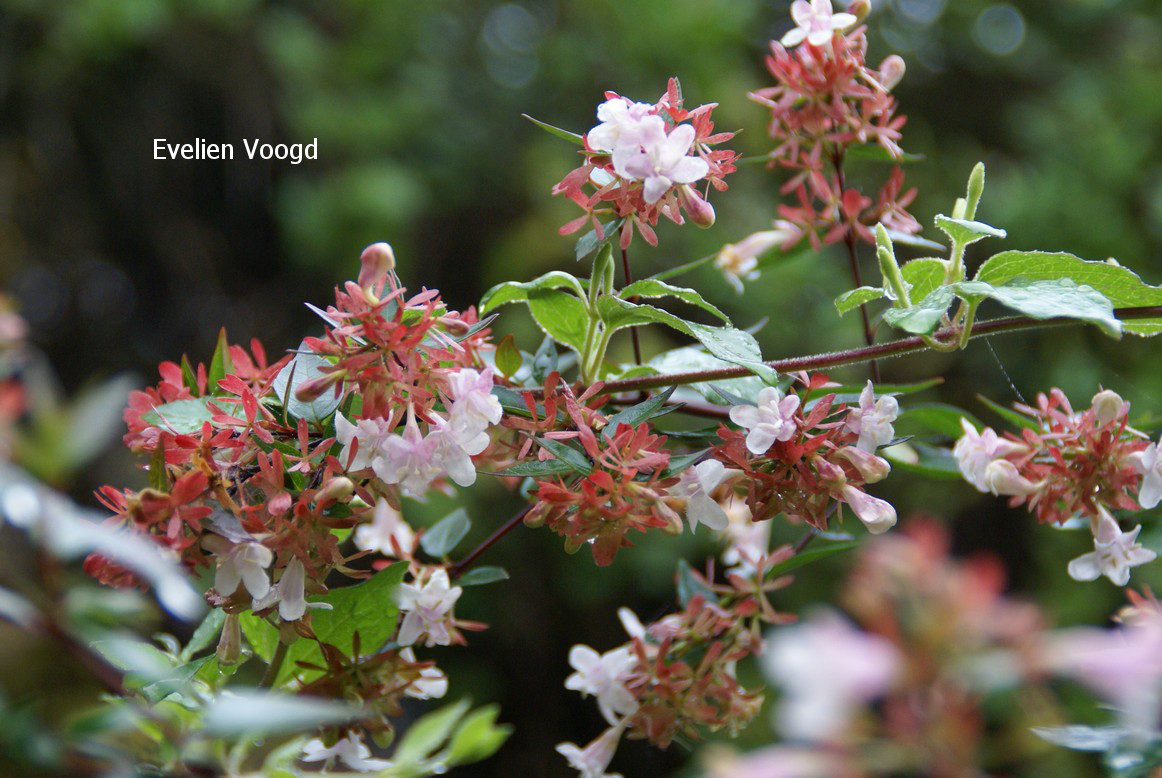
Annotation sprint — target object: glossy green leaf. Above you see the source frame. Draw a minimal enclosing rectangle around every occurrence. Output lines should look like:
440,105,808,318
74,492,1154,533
899,257,948,303
141,398,218,435
207,327,234,393
602,387,677,438
445,704,512,765
882,286,955,334
521,113,584,145
618,279,730,322
270,346,344,424
479,271,587,313
490,458,577,478
420,509,471,558
535,437,592,474
180,609,226,662
934,215,1006,246
456,566,509,586
494,335,522,379
835,286,885,316
974,251,1162,336
954,278,1121,338
526,289,591,352
765,540,860,580
575,219,623,262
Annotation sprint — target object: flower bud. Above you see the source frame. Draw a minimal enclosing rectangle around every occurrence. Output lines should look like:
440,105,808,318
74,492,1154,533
319,476,355,503
834,446,892,484
1091,389,1126,426
216,612,242,665
294,369,346,402
815,457,847,488
437,316,472,336
879,55,906,91
848,0,871,22
359,242,395,291
840,485,897,534
983,459,1041,497
677,185,716,228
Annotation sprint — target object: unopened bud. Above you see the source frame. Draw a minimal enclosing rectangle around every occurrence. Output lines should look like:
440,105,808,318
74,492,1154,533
834,446,891,484
359,242,396,291
319,476,355,502
879,54,906,91
216,612,242,665
678,185,716,228
840,485,897,534
1091,389,1126,426
815,457,847,487
847,0,871,22
983,459,1041,497
437,316,471,336
294,369,346,402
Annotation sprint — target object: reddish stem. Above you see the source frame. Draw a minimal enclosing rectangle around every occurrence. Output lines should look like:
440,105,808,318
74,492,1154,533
448,504,534,579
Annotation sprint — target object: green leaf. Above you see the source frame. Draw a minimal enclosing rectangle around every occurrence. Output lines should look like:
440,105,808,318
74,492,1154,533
976,394,1039,431
180,609,226,662
149,442,168,492
603,387,677,438
456,566,509,586
394,699,472,765
207,328,234,393
179,355,199,395
765,540,860,579
676,559,719,607
634,347,766,404
420,509,471,558
270,561,409,686
844,144,924,164
576,220,624,262
953,278,1122,338
835,286,886,316
526,289,591,353
535,437,593,474
934,215,1006,246
619,279,730,323
532,335,559,384
479,271,588,313
882,286,956,334
886,231,946,253
490,458,577,478
521,113,584,145
239,613,279,662
445,704,512,765
270,346,344,424
661,449,709,479
202,692,356,738
894,404,981,439
974,250,1162,336
141,398,218,435
900,258,948,303
596,297,777,383
494,335,522,379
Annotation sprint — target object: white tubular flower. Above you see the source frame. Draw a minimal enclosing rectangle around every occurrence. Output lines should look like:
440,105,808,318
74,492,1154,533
208,538,273,600
670,460,739,532
1068,508,1157,586
556,723,626,778
430,421,478,488
720,501,771,577
1129,441,1162,509
372,423,443,498
1091,389,1126,426
446,366,503,454
764,612,899,743
729,387,801,456
399,647,449,700
714,225,794,294
334,413,394,472
781,0,857,49
952,418,1028,492
839,485,897,534
564,645,639,725
617,122,710,204
395,569,462,647
587,98,656,153
355,497,415,558
845,381,898,452
833,446,891,484
301,732,391,772
982,459,1041,497
250,557,331,621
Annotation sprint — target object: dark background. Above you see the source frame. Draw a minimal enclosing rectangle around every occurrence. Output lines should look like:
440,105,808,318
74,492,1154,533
1,0,1161,775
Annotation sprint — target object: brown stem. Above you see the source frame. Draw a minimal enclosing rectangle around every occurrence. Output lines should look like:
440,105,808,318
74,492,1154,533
448,504,534,579
792,529,816,555
594,305,1162,396
831,149,881,382
260,640,289,688
621,246,644,366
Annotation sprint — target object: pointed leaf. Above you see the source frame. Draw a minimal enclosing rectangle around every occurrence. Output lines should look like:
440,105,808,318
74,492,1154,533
603,387,677,439
953,278,1121,338
765,540,860,580
420,509,472,558
490,458,577,478
576,219,624,262
934,215,1006,246
456,566,509,586
142,399,217,435
882,286,956,334
619,279,730,322
900,257,949,303
270,345,344,424
207,328,234,393
495,335,522,379
522,114,584,145
536,437,593,474
835,286,886,316
479,272,588,313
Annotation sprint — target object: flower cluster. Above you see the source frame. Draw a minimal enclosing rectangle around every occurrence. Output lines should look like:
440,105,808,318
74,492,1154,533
953,388,1157,586
553,78,738,249
723,0,918,293
711,376,899,535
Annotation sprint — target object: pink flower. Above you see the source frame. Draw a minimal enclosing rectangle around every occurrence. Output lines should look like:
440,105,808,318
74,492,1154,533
715,224,798,293
301,732,390,772
335,413,395,472
839,484,896,534
565,645,639,724
616,122,709,204
729,387,801,455
670,460,740,532
556,723,626,778
395,569,462,647
1129,440,1162,509
354,498,415,558
982,459,1042,497
844,381,898,453
952,418,1028,492
373,423,443,498
781,0,858,49
446,366,503,454
764,612,899,742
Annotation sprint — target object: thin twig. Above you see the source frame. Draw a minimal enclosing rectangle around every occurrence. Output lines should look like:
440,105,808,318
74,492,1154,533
449,504,534,579
621,246,644,366
260,640,289,688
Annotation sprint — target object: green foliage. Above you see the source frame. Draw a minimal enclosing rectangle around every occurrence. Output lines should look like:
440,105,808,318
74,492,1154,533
420,509,472,558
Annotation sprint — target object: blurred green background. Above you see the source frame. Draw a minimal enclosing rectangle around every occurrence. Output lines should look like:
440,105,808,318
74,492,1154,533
1,0,1161,774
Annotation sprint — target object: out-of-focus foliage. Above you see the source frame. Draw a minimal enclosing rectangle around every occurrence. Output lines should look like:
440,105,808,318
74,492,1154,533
0,0,1160,775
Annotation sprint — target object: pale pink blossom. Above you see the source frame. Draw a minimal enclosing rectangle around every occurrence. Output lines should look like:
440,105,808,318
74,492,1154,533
301,732,391,772
839,485,896,534
395,569,462,647
844,381,898,452
335,413,395,472
206,538,272,600
587,98,656,154
982,459,1042,497
556,723,626,778
953,418,1028,492
715,223,797,293
565,645,639,724
781,0,857,49
1068,508,1156,586
1091,389,1127,426
670,460,740,532
354,498,415,558
399,647,449,700
832,446,890,484
446,366,503,454
764,612,899,742
617,122,709,204
373,423,443,498
1129,441,1162,509
729,387,801,455
719,501,771,577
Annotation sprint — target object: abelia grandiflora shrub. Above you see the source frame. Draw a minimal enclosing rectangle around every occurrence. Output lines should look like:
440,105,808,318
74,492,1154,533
9,1,1162,776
